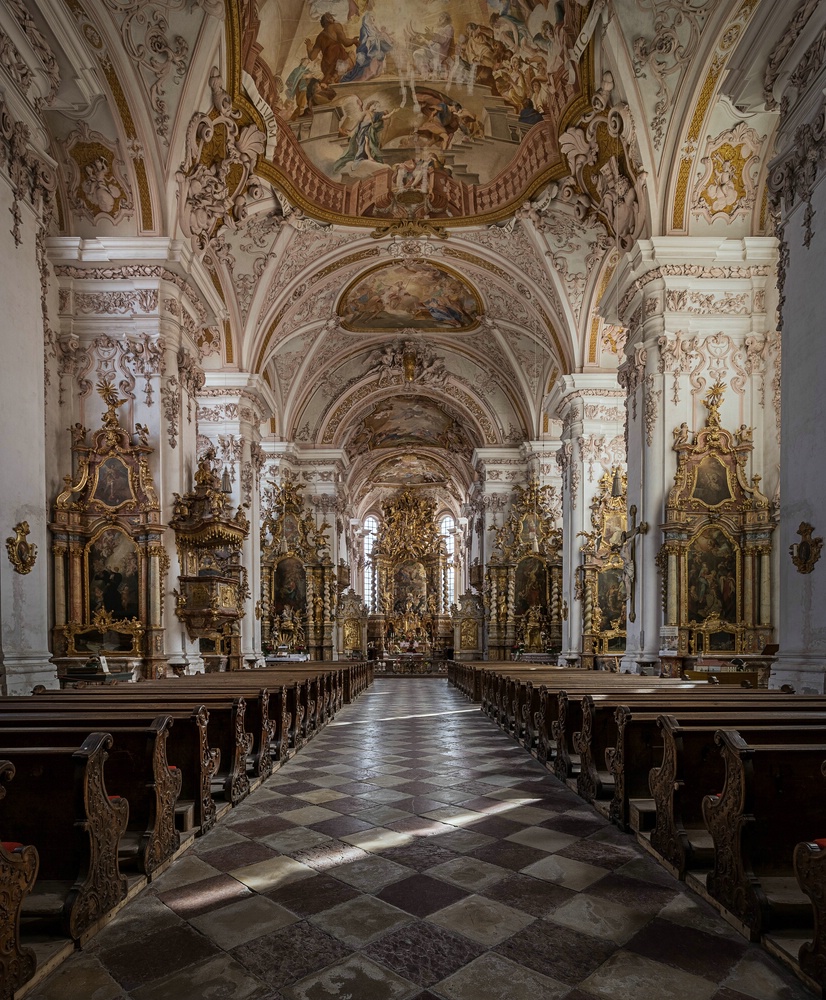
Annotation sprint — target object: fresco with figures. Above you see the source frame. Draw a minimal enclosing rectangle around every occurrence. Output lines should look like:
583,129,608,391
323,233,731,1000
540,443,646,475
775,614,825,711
239,0,590,221
339,261,480,330
347,395,475,455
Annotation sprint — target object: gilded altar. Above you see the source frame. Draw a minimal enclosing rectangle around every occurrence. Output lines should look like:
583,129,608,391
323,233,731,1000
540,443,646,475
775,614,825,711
367,491,453,658
659,382,775,662
485,481,563,660
260,479,336,660
50,381,166,678
578,469,628,669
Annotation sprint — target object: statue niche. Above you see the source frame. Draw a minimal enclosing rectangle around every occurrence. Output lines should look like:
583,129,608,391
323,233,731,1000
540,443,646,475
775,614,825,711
260,480,333,659
659,381,774,663
50,380,164,679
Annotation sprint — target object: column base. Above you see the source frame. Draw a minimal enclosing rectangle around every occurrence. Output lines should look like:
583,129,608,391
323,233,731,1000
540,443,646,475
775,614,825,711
1,653,59,695
769,652,826,693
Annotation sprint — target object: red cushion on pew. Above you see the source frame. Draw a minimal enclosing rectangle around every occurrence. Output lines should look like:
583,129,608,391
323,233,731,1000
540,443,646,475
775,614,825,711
2,842,23,852
812,839,826,849
168,766,179,772
108,796,122,802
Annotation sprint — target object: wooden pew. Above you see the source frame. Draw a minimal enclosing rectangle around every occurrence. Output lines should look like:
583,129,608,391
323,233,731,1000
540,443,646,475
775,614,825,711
0,717,180,877
0,704,219,835
701,730,826,939
30,691,254,806
647,714,826,879
0,760,38,1000
0,733,129,941
603,696,826,831
794,835,826,988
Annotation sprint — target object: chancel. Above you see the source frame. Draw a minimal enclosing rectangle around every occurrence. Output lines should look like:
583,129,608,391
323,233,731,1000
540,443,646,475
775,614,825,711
1,0,826,997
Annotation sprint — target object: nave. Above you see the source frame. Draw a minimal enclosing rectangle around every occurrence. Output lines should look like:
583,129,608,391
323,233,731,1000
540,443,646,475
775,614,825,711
24,680,811,1000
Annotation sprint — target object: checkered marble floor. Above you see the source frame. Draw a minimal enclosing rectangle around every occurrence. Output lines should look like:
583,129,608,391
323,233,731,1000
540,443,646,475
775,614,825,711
26,679,815,1000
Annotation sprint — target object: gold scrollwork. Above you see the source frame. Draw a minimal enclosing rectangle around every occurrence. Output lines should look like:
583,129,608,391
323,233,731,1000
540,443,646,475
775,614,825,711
790,522,823,575
6,522,37,575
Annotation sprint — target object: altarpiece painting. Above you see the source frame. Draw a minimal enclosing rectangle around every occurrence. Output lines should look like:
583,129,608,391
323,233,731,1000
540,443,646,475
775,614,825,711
50,381,164,676
659,382,774,660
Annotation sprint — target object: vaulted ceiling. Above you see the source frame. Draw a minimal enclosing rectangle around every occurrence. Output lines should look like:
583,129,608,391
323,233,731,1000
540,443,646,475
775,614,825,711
18,0,781,510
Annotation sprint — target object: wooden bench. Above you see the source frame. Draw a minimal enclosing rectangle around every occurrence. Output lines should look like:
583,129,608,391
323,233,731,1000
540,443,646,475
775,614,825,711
31,690,256,806
0,760,38,1000
0,717,181,877
0,704,219,835
701,731,826,939
602,696,826,831
794,834,826,988
574,690,813,807
0,733,129,941
647,714,826,879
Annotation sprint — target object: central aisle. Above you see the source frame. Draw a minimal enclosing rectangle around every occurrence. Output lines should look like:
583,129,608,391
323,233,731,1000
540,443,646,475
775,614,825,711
31,679,812,1000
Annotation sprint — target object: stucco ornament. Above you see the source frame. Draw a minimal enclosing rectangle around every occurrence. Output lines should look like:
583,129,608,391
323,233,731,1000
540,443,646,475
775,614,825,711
176,68,266,252
692,123,764,224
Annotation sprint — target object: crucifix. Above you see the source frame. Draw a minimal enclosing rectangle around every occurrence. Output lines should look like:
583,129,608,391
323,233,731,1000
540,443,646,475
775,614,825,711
620,504,648,623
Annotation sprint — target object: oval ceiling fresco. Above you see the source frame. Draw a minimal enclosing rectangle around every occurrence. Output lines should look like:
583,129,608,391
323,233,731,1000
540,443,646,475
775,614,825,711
234,0,593,225
346,395,477,456
338,260,481,330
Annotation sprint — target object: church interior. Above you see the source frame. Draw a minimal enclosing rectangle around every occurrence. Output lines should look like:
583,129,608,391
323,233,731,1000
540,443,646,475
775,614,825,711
2,0,826,996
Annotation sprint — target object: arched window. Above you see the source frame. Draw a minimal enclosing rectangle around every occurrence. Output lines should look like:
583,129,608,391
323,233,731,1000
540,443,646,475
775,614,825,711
363,515,379,611
441,514,456,607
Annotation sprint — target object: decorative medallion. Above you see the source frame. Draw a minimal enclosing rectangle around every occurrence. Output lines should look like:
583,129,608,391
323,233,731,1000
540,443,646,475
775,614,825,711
6,521,36,574
63,122,134,224
691,122,764,224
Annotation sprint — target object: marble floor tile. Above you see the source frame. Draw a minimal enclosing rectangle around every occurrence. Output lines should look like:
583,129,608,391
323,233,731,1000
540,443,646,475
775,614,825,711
427,893,535,947
363,921,484,987
377,873,471,917
339,826,414,852
293,787,348,804
230,855,317,892
580,949,720,1000
494,919,616,985
283,954,417,1000
722,952,816,999
352,804,412,826
505,825,579,853
190,894,298,949
546,892,653,946
331,854,415,892
436,951,569,1000
479,871,576,917
309,894,415,947
25,953,128,1000
129,954,268,1000
520,852,608,891
278,805,343,825
427,856,510,892
155,872,253,918
95,925,222,992
231,920,352,990
197,838,279,872
260,827,332,854
265,872,362,917
147,856,222,893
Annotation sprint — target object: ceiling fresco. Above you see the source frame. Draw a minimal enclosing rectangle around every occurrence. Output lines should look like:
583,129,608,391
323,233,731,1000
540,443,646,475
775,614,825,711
338,260,481,330
369,453,452,486
346,395,477,456
236,0,594,224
